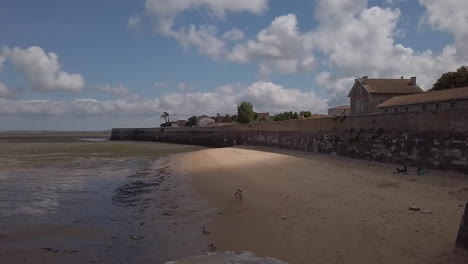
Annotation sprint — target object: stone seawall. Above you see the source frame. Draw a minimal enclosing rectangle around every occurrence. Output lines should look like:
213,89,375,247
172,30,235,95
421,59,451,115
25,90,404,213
111,109,468,172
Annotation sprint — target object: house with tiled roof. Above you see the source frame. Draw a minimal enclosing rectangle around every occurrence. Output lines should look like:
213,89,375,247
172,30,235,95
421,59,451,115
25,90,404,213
348,76,424,115
377,86,468,114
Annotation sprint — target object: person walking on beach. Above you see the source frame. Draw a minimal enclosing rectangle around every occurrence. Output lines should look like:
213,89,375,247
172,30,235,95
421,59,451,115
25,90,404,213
234,188,243,201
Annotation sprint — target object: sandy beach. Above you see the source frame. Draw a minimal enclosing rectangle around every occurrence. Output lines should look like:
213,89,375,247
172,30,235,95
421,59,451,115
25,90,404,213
177,146,468,264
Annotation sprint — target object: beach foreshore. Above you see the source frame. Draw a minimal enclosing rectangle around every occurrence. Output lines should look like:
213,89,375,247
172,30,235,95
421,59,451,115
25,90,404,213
177,146,468,264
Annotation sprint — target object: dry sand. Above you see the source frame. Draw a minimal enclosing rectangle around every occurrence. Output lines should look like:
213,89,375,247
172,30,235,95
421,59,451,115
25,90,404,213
177,146,468,264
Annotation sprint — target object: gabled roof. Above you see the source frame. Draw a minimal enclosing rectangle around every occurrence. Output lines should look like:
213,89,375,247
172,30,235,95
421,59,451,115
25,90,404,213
357,78,424,94
328,105,350,110
378,86,468,107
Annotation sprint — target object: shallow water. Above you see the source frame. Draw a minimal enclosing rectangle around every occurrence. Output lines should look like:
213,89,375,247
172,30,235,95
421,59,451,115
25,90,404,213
166,251,288,264
0,138,214,264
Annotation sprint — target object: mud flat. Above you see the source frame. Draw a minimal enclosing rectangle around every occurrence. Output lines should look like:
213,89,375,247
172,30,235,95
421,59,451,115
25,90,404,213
0,134,214,264
178,146,468,264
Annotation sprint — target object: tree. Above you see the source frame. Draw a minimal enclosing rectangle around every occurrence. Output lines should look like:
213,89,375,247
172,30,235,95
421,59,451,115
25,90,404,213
432,65,468,91
274,111,300,121
160,112,170,123
186,116,198,127
300,111,312,118
237,102,255,124
222,114,233,123
232,114,238,122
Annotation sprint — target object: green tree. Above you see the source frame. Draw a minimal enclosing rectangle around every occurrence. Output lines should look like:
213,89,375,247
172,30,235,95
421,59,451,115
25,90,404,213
274,111,300,121
432,65,468,91
186,116,198,127
237,102,255,124
222,114,233,123
232,114,238,122
160,112,170,123
300,111,312,118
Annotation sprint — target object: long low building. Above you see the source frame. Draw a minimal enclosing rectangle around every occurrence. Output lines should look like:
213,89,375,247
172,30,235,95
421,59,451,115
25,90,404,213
377,86,468,114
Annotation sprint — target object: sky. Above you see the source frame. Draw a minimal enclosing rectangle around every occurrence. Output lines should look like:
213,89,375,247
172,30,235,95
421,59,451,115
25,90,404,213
0,0,467,130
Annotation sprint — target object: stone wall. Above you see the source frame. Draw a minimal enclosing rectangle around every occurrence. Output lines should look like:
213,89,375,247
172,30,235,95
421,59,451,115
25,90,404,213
111,109,468,172
457,202,468,252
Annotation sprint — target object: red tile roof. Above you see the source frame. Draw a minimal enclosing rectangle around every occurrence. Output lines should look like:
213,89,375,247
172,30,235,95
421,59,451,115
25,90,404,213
378,86,468,107
361,78,424,94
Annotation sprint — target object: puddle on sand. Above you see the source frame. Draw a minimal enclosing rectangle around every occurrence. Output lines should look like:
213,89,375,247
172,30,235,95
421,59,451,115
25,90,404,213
166,251,288,264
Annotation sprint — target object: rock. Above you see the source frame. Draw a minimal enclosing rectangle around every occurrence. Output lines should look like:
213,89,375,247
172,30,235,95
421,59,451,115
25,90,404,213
129,235,144,240
281,215,287,219
409,206,421,211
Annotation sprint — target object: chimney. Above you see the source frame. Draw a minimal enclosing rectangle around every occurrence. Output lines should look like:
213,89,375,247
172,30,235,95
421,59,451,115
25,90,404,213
410,76,416,85
361,76,368,85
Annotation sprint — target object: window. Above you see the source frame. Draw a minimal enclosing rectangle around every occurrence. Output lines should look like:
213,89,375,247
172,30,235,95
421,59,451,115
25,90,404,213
450,101,457,109
405,106,410,112
435,103,441,110
422,104,427,111
394,107,399,113
384,108,388,113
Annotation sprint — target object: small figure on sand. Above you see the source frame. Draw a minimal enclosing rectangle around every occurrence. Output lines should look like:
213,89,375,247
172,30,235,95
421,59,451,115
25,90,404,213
395,166,408,174
208,243,217,252
416,166,427,175
234,188,243,201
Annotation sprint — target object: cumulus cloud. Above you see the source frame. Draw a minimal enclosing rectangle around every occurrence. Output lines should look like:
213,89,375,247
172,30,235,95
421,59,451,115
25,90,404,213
139,0,268,59
0,82,13,98
223,28,245,41
309,0,464,101
160,23,226,58
0,81,327,119
2,46,85,92
228,14,315,75
96,84,130,97
419,0,468,59
127,14,142,28
0,55,5,71
144,0,268,20
153,81,168,88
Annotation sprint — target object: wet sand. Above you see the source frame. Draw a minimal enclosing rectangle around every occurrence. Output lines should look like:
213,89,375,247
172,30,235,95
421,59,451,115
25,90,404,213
0,134,213,264
178,146,468,264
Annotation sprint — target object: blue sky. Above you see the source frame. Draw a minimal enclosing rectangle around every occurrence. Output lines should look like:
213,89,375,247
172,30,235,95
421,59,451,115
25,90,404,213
0,0,467,130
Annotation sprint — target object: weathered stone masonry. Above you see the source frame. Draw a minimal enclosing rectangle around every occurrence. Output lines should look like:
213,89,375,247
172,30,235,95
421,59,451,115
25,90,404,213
112,109,468,173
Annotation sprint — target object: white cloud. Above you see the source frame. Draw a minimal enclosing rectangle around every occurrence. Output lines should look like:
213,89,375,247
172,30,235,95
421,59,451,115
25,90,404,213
0,81,327,120
127,14,142,28
153,81,168,88
0,55,5,71
2,46,85,93
160,23,226,58
0,82,13,98
138,0,268,59
223,28,245,41
96,84,130,97
419,0,468,59
144,0,268,20
310,0,463,99
228,14,315,75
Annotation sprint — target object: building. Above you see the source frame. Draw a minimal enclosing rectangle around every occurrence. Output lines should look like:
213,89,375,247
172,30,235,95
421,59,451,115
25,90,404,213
257,112,270,121
197,115,215,127
328,105,351,116
348,76,424,115
377,86,468,114
176,120,187,127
